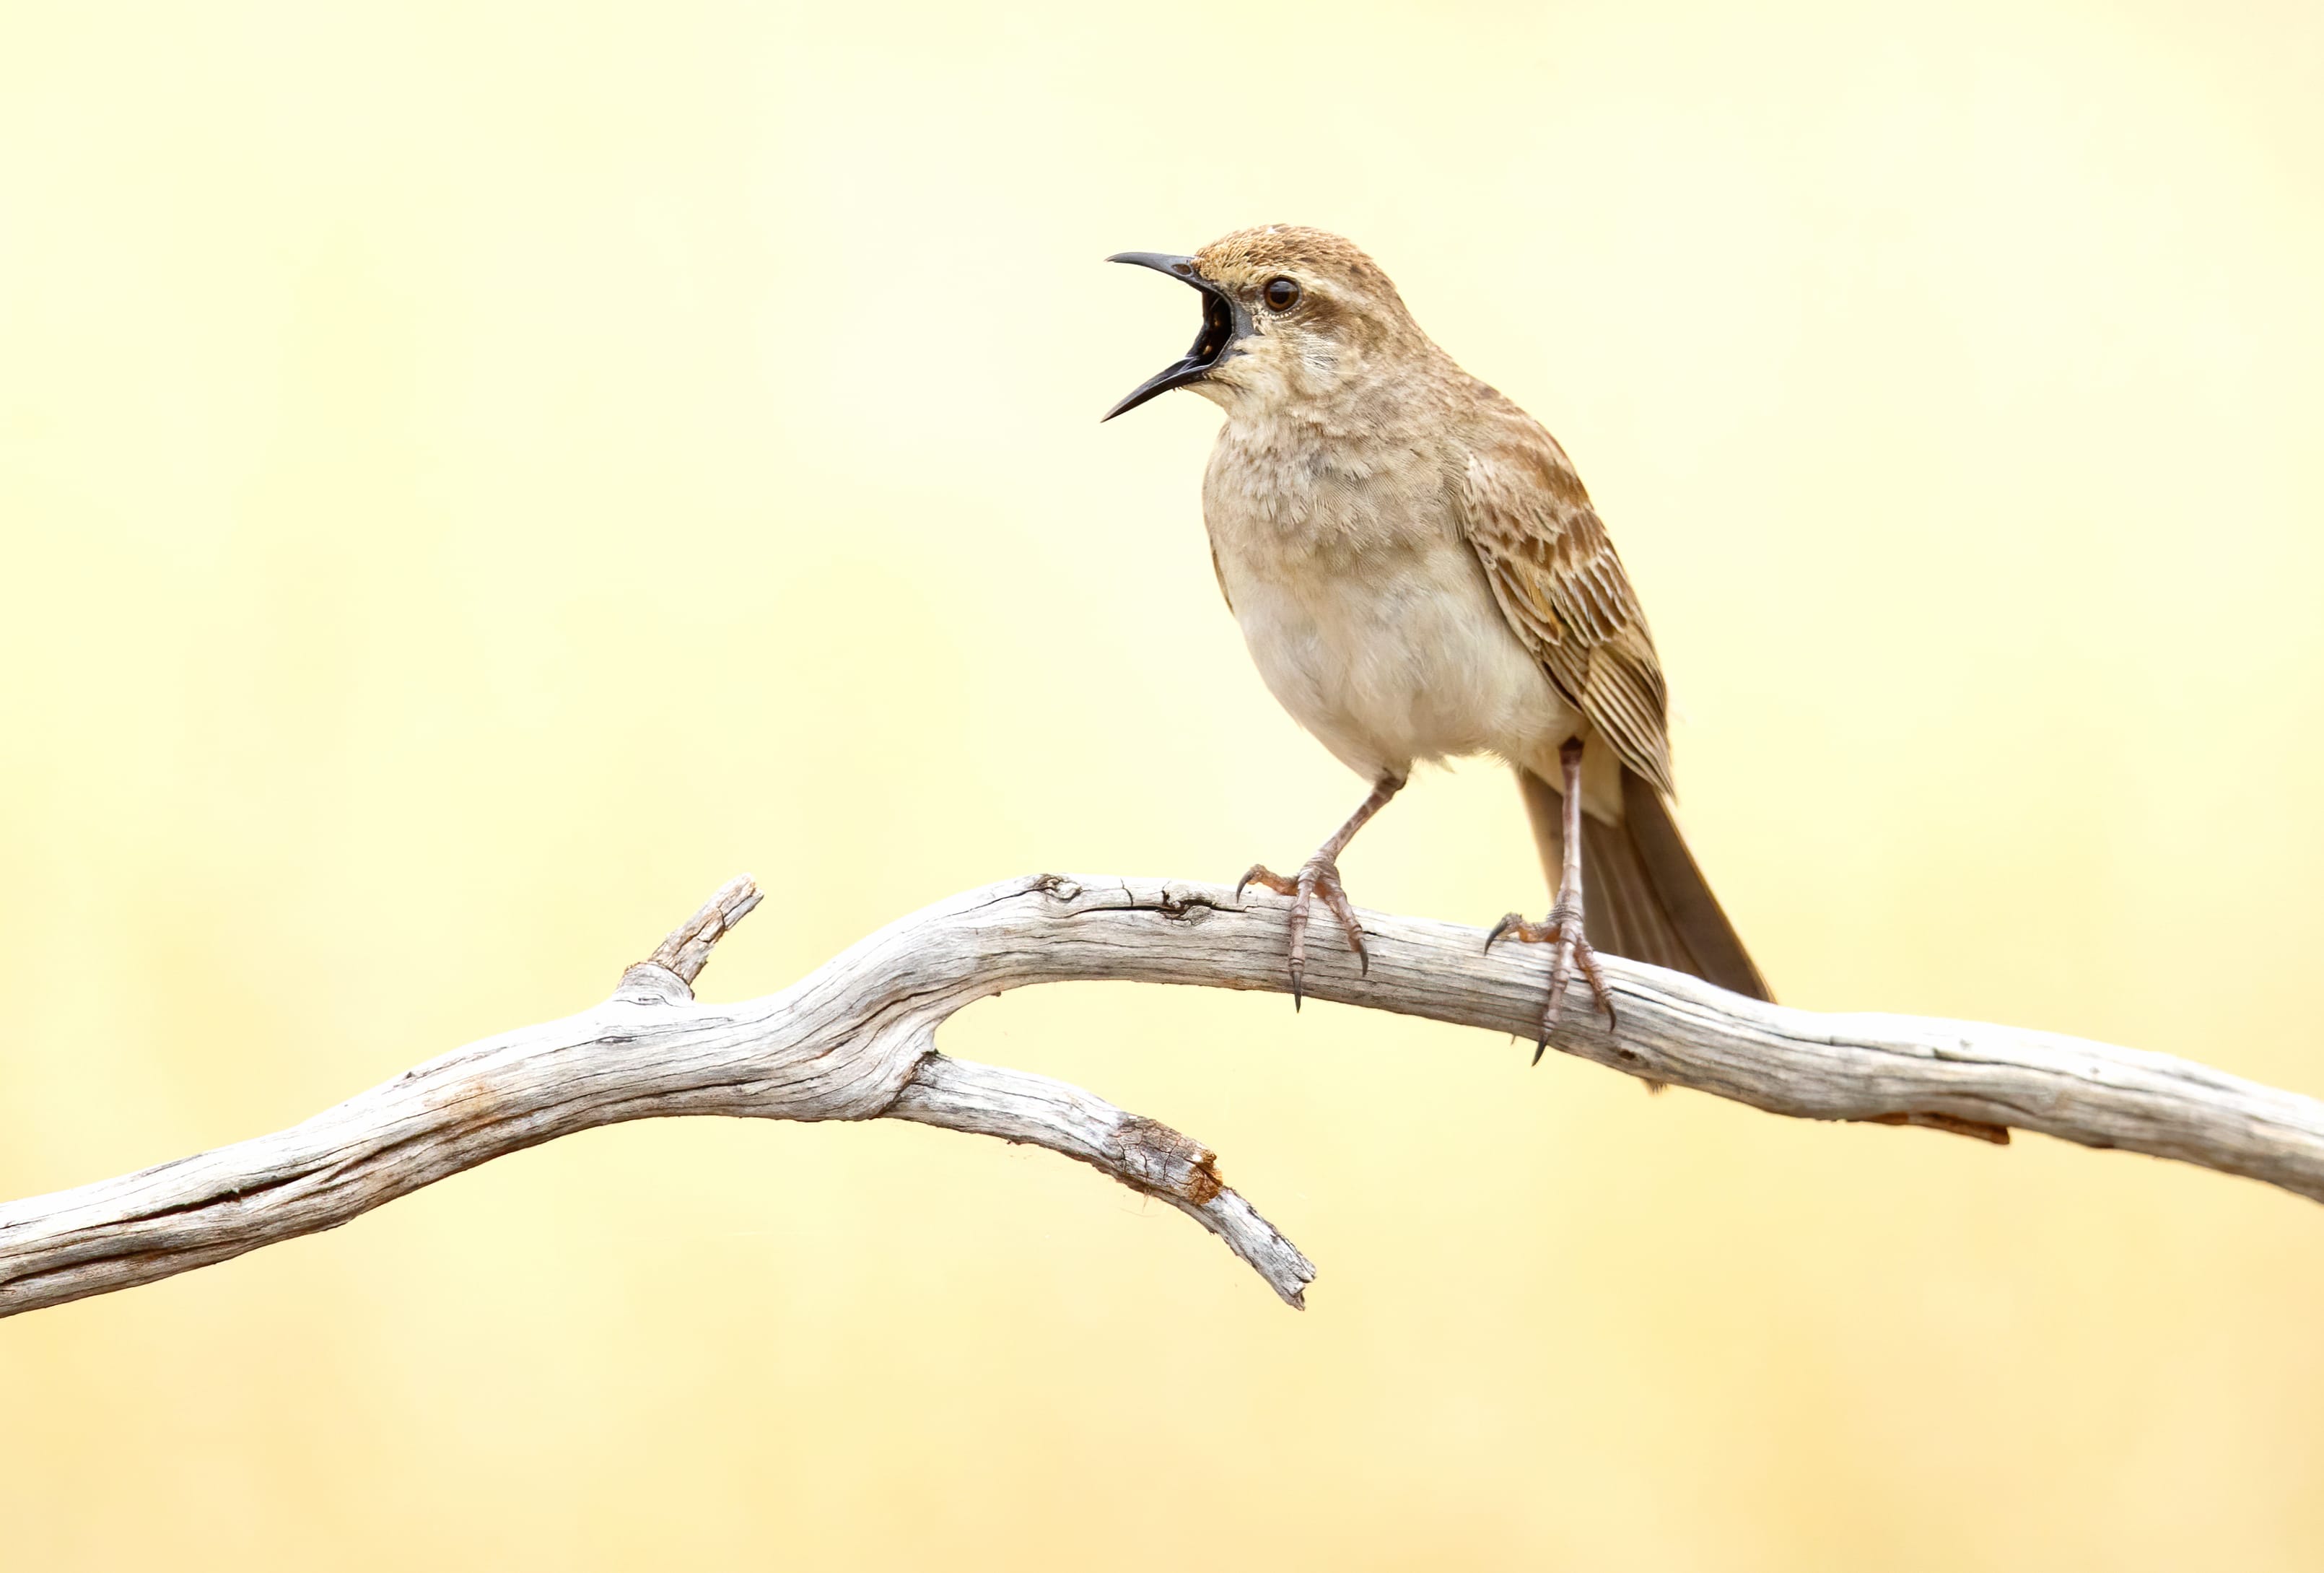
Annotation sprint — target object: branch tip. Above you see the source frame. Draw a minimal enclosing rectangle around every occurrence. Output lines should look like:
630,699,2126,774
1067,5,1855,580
644,874,762,988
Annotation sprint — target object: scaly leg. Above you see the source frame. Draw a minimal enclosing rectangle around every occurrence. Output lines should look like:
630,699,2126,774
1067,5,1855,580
1486,737,1617,1060
1236,773,1405,1008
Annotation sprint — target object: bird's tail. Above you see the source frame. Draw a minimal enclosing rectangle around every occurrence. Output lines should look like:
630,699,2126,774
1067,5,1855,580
1518,765,1773,1002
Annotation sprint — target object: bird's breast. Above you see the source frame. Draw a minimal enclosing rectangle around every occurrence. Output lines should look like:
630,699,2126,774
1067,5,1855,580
1202,430,1577,781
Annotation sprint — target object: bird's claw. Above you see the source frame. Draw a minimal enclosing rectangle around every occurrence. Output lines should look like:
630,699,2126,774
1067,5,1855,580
1488,897,1617,1061
1237,855,1369,1008
1235,863,1298,902
1485,911,1550,953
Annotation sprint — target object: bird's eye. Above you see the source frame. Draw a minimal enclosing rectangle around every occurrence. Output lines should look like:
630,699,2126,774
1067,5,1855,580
1262,276,1301,311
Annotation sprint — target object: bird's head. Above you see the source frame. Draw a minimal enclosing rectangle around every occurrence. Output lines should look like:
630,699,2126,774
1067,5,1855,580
1101,226,1427,422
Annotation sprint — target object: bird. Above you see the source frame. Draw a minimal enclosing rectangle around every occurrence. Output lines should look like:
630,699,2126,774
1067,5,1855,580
1102,226,1772,1055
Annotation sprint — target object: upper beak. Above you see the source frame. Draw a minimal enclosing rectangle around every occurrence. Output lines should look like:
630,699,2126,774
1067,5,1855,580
1102,252,1250,421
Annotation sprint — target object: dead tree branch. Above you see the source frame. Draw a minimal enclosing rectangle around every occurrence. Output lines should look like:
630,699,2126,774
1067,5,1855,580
5,872,2320,1318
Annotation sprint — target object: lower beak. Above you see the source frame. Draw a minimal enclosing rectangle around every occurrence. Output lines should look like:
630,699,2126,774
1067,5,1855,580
1103,252,1249,421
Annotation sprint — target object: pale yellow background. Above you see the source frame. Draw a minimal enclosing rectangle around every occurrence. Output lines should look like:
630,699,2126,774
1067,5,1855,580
4,0,2322,1567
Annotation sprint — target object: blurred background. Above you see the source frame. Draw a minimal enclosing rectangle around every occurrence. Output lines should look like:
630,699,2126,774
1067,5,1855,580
4,0,2322,1566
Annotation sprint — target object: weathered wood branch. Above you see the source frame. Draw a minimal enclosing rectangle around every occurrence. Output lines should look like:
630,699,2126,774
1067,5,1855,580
5,872,2321,1319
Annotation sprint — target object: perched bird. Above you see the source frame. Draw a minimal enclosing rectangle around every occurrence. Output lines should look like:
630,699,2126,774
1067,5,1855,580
1104,226,1771,1052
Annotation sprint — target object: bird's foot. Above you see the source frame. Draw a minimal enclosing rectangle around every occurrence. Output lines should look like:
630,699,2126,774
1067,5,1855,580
1235,855,1368,1008
1485,891,1617,1061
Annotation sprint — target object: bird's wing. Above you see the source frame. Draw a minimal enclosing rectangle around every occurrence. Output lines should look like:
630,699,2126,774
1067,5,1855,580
1459,418,1674,795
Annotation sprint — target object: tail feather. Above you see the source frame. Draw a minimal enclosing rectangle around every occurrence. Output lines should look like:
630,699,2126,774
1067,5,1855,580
1517,765,1773,1003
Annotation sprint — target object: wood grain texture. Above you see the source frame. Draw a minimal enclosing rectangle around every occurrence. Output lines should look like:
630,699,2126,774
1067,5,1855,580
5,872,2320,1318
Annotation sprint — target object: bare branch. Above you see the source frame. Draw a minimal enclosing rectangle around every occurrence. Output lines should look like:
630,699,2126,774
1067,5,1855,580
5,872,2320,1320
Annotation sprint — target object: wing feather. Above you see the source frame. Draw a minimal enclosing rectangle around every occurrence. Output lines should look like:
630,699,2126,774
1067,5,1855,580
1460,422,1674,795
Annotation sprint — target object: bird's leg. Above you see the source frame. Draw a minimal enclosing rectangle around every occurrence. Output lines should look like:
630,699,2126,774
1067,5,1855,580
1236,773,1405,1008
1486,737,1617,1059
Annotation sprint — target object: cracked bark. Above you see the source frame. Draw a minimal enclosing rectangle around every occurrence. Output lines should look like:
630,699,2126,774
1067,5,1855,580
5,871,2322,1319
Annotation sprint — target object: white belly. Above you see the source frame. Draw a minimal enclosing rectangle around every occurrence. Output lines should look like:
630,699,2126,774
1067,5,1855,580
1218,531,1581,784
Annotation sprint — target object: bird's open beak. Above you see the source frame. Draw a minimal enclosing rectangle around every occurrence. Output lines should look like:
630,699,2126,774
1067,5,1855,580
1102,252,1250,421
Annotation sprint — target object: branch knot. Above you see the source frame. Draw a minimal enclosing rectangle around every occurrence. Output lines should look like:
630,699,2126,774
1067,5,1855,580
1111,1116,1226,1206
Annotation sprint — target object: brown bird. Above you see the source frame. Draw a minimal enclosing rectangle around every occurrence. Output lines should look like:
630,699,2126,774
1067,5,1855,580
1104,226,1771,1053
